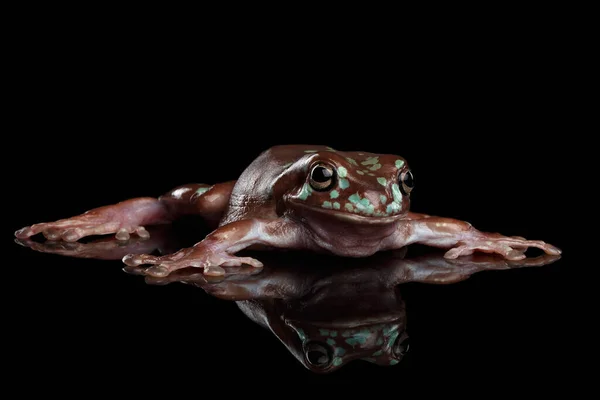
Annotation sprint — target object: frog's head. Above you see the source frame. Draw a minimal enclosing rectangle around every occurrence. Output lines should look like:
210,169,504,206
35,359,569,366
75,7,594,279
284,320,410,373
284,150,414,224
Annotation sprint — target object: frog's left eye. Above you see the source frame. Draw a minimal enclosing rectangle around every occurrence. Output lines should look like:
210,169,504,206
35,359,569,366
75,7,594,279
309,164,336,191
304,341,333,368
399,170,414,195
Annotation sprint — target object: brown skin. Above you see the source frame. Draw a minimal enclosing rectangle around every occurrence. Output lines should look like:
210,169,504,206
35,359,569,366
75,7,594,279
15,145,561,277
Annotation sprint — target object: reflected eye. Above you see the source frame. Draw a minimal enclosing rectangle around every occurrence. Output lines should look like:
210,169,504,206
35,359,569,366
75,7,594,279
304,341,333,368
399,170,414,195
309,164,336,191
393,334,410,358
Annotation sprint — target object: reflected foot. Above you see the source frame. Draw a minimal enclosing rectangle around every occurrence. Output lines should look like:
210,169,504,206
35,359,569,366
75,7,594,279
122,245,264,277
14,226,175,260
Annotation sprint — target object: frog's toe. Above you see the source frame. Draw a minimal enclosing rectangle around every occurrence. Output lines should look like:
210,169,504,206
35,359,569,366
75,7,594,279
122,253,160,266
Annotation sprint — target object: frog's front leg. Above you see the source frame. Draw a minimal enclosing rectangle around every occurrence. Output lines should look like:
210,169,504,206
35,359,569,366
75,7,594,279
386,213,561,260
122,218,306,277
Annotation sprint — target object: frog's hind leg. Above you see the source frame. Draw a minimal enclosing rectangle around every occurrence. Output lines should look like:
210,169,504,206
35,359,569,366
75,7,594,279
14,181,237,242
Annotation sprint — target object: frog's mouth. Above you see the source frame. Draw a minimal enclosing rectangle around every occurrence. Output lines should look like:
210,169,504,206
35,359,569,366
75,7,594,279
289,201,406,225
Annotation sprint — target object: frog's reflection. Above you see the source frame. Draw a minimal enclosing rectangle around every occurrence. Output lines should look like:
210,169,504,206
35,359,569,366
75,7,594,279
16,226,560,373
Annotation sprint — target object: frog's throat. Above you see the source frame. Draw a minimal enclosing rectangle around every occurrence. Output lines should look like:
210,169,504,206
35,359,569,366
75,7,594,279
289,201,406,225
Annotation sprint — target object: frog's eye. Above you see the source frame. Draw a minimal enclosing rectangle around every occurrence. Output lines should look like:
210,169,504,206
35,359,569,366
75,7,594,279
304,341,333,368
399,170,414,195
309,164,336,191
392,334,410,358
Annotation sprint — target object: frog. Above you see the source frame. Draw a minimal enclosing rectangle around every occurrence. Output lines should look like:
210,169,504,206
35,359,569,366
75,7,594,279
14,144,561,277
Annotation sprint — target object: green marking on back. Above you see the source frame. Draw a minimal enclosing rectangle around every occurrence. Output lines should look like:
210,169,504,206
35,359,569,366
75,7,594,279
377,177,387,186
361,156,379,166
338,166,348,178
326,338,336,346
380,194,387,204
356,170,365,175
395,159,405,169
298,183,313,200
281,162,293,169
330,190,339,199
195,187,210,196
339,178,350,189
333,357,343,366
333,202,340,210
326,146,336,151
319,329,330,336
390,359,399,365
345,203,354,212
368,163,382,171
322,201,333,209
346,157,358,166
304,150,318,153
372,350,383,356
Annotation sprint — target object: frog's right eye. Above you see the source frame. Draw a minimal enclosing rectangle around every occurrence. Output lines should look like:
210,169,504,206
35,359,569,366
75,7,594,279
309,164,336,191
304,341,333,368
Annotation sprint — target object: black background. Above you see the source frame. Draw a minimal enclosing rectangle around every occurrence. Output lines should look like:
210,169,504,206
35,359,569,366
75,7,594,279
4,13,589,394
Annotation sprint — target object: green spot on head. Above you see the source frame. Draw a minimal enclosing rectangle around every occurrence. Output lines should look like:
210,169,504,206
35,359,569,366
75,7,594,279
346,336,368,347
346,157,358,166
348,193,361,204
333,202,340,210
298,183,313,200
319,329,330,336
342,330,352,337
386,202,402,214
330,190,339,199
368,163,382,171
338,166,348,178
391,183,402,203
390,359,399,365
326,338,336,346
304,150,318,153
281,162,293,169
361,156,379,166
339,178,350,189
356,170,365,175
361,170,370,174
326,146,336,151
195,187,210,196
376,337,383,346
322,201,333,209
335,347,346,356
367,173,375,176
380,194,387,204
296,328,306,341
377,177,387,187
395,159,405,169
330,331,338,337
345,203,354,212
333,357,343,366
372,350,383,356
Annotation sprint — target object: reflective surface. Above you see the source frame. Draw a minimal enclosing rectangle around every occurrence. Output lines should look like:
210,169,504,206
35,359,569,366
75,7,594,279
15,226,561,374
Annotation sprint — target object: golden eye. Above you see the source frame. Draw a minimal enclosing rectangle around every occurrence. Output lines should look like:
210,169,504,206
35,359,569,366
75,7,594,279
399,170,414,195
309,164,336,191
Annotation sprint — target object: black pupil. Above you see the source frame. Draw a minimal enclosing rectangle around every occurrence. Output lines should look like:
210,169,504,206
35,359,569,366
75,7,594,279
312,166,333,183
402,171,414,188
307,349,329,366
393,336,410,357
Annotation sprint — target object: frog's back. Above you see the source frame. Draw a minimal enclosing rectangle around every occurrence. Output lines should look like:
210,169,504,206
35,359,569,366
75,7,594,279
220,145,323,224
